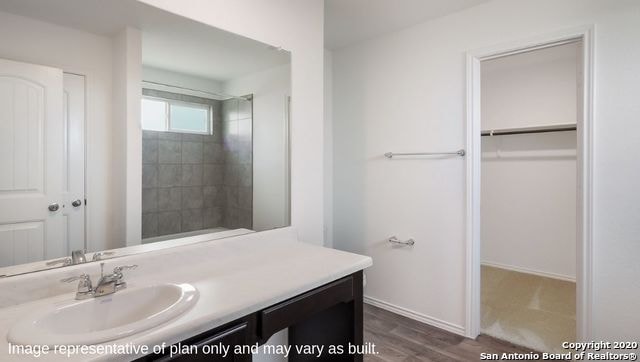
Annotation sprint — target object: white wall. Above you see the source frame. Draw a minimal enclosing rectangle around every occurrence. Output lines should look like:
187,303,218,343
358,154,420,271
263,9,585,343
223,64,291,232
332,0,640,340
323,50,334,247
480,45,578,280
113,27,142,247
138,0,325,246
481,42,579,131
0,11,116,252
481,133,577,280
142,66,225,97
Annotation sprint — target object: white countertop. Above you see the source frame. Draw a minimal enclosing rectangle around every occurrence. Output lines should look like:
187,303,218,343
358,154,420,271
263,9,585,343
0,228,372,361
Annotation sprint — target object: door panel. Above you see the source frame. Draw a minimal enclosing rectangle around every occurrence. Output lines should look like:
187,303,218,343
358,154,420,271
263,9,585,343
0,58,64,266
0,222,44,267
0,77,44,192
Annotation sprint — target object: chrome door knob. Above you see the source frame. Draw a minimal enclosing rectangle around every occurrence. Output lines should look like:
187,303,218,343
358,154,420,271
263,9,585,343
71,199,82,207
48,203,60,212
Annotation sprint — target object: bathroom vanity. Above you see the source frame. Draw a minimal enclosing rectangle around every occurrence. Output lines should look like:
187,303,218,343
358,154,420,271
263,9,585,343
0,228,372,361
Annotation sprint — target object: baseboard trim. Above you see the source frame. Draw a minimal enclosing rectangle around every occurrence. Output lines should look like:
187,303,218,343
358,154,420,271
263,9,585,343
481,261,576,282
364,295,466,336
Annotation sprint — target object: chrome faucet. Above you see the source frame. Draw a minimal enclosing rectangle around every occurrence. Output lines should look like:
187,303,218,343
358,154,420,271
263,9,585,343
61,263,138,300
71,249,87,264
46,249,87,267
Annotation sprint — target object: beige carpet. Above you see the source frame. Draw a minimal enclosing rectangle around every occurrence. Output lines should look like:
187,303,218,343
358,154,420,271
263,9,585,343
481,265,576,353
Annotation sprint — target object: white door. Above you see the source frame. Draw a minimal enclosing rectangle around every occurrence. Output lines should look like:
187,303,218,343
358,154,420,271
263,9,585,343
63,73,86,252
0,58,64,267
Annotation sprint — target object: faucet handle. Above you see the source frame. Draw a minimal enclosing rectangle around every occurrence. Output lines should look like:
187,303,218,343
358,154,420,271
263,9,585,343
61,273,91,284
113,264,138,273
111,265,137,290
91,251,115,261
61,273,93,299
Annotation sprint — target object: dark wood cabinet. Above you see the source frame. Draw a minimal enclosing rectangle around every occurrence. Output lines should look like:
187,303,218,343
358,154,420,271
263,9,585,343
260,275,354,341
139,316,256,362
157,323,250,361
137,271,363,362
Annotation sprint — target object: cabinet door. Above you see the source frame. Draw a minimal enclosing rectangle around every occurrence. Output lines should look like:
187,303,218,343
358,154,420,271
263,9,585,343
156,323,250,362
260,275,353,341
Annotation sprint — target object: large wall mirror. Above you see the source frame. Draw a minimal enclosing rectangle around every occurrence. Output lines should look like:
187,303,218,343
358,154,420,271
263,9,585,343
0,0,291,276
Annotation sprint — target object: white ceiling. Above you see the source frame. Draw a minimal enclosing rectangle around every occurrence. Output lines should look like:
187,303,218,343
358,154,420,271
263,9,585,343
141,15,290,82
0,0,290,82
325,0,490,49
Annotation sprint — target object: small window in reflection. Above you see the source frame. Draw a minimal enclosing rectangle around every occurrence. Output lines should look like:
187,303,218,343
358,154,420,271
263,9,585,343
141,98,167,131
169,103,210,134
141,96,211,135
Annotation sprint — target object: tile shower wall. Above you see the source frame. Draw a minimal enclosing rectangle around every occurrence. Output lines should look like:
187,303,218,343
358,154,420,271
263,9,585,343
221,97,253,229
142,90,225,239
141,90,253,239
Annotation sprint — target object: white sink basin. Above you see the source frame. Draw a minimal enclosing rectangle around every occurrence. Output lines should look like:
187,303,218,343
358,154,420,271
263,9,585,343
8,283,198,346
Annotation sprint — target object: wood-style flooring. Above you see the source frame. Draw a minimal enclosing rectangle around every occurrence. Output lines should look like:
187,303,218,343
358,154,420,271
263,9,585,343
364,303,542,361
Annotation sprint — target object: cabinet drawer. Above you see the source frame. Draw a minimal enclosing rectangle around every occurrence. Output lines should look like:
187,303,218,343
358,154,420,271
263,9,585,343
260,275,354,340
153,322,250,362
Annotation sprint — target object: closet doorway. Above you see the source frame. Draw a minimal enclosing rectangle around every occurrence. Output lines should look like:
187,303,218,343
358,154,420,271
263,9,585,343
465,27,594,350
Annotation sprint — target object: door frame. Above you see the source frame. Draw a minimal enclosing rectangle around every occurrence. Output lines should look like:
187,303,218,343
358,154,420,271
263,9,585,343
464,26,595,340
62,72,87,252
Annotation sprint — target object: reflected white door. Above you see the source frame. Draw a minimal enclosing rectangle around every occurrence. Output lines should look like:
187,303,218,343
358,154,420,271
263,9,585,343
0,58,64,267
63,73,85,252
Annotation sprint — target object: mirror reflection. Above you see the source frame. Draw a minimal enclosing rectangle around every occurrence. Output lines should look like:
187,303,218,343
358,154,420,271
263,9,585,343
0,0,291,275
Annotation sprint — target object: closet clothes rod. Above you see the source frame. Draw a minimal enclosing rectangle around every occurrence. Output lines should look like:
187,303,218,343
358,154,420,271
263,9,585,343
481,125,576,136
384,149,466,158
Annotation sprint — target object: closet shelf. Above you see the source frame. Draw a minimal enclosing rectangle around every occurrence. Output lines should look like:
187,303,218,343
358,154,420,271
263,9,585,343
481,123,576,136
